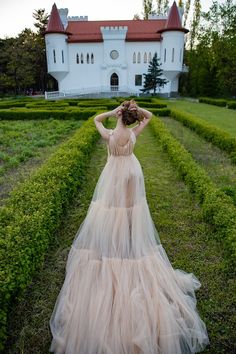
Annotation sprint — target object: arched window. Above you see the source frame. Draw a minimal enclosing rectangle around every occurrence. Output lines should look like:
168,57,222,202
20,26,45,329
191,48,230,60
91,53,94,64
110,73,119,91
164,49,166,63
180,48,182,62
87,53,90,64
133,52,136,63
76,54,79,64
81,53,84,64
144,52,147,63
61,50,64,63
148,52,152,62
137,52,141,63
172,48,175,62
53,49,56,63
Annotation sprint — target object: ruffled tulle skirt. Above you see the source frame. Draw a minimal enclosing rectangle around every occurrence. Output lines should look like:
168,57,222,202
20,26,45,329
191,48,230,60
49,153,210,354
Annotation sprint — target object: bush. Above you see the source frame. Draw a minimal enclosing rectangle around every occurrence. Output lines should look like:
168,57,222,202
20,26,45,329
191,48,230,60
199,97,227,107
0,115,101,350
25,102,70,108
150,116,236,269
227,101,236,110
170,109,236,163
150,108,171,116
0,108,99,120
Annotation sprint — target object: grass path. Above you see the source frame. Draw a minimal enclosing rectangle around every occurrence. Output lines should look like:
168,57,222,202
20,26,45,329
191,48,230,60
164,99,236,136
160,117,236,204
4,124,235,354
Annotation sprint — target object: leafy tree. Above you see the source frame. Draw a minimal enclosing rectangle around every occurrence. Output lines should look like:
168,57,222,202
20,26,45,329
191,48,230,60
143,0,154,19
181,0,236,97
141,53,168,94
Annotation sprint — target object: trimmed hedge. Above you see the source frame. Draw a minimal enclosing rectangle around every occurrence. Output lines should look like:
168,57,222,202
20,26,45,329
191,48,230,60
150,108,171,116
170,109,236,163
227,101,236,110
0,115,101,350
150,116,236,268
25,102,70,108
199,97,227,107
199,97,236,110
0,108,99,120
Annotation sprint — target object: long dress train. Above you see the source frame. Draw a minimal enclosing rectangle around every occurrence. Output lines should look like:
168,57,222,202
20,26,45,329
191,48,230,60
49,128,210,354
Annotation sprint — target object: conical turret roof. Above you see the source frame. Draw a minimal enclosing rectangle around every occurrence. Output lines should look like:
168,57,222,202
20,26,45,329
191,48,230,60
157,1,189,34
45,3,69,34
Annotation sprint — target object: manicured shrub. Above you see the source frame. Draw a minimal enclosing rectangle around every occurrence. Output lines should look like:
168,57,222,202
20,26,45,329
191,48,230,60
0,108,98,120
150,116,236,269
227,101,236,110
199,97,227,107
170,109,236,163
25,102,70,108
150,108,171,116
0,115,101,350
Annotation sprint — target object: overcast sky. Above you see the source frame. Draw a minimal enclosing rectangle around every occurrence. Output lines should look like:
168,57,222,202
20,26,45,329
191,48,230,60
0,0,218,39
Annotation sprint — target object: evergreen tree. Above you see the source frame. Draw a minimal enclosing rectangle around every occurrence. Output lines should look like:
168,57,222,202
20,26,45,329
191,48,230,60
141,53,168,94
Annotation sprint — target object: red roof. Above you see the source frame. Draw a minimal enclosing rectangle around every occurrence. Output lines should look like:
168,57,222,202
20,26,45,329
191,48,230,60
66,20,165,43
45,1,188,41
45,3,69,34
157,1,189,33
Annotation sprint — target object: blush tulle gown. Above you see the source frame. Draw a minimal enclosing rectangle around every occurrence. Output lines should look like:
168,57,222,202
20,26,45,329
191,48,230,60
49,128,210,354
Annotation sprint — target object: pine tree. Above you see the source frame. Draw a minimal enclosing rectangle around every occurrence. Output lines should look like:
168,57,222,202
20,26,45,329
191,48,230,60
141,53,168,94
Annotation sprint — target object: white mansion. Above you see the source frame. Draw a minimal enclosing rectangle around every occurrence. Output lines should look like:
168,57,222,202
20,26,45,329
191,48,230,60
44,1,189,99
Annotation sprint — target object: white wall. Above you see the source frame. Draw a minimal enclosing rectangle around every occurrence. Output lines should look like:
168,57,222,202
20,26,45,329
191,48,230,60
60,43,102,91
45,33,69,82
46,30,185,95
161,31,184,72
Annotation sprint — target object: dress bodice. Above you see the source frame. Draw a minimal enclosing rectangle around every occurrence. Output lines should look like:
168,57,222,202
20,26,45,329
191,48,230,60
107,129,136,156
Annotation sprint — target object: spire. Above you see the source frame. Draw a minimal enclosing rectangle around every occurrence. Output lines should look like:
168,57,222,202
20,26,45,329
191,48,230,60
166,1,182,28
157,1,189,34
45,3,66,34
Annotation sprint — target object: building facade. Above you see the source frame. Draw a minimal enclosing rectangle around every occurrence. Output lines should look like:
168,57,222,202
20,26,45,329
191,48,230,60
44,1,188,99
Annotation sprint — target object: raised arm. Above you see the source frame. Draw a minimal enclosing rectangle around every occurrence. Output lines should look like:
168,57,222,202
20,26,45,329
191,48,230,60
94,106,122,140
132,106,153,137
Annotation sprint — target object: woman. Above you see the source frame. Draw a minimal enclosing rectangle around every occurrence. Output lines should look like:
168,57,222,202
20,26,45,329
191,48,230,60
49,100,210,354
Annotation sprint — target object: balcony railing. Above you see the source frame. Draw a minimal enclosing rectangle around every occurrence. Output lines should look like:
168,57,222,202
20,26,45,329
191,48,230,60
45,85,138,99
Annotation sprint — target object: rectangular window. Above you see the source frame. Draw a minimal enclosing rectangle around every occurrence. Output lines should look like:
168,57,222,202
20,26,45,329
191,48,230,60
135,75,142,86
164,49,166,63
172,48,175,62
53,49,56,63
62,50,64,63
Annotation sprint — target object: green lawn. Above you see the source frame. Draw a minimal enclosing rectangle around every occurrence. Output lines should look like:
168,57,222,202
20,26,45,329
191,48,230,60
0,119,83,205
4,122,235,354
164,99,236,136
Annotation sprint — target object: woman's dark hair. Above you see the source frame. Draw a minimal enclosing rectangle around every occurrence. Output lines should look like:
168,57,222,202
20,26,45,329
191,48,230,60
121,100,142,126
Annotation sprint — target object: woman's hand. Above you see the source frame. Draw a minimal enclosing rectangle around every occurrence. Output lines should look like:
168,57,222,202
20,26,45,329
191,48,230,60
111,105,124,118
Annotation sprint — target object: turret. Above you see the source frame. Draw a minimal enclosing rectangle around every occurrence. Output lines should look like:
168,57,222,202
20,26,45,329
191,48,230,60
44,3,70,82
157,1,189,94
